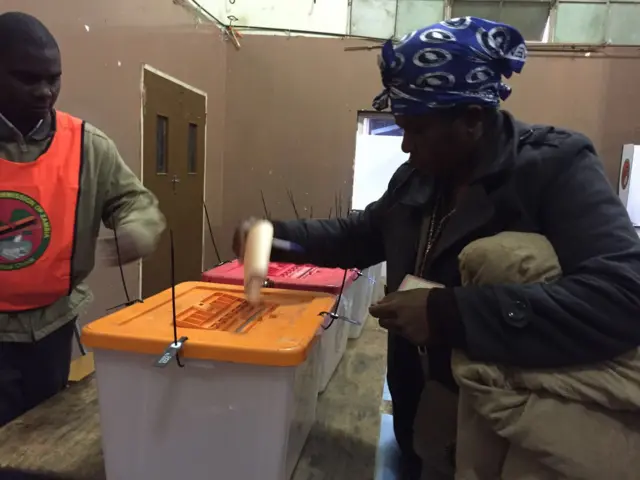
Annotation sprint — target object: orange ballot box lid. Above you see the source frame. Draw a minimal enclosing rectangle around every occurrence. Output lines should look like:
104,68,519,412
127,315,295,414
82,282,336,367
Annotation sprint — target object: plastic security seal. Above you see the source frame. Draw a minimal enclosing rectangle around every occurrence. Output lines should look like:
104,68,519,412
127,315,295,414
154,336,189,368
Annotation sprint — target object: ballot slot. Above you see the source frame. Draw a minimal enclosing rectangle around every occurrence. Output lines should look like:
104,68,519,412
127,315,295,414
267,263,318,280
201,193,359,395
288,266,319,279
175,292,277,333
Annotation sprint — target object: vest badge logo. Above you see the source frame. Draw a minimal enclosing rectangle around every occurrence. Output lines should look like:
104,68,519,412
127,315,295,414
0,191,52,271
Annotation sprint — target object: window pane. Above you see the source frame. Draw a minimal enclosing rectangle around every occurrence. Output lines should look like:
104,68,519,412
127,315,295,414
156,115,168,174
500,3,551,41
607,3,640,44
353,112,409,210
350,0,396,39
451,3,502,24
396,0,445,38
358,112,404,136
555,3,606,43
188,123,198,174
451,1,551,41
369,117,404,137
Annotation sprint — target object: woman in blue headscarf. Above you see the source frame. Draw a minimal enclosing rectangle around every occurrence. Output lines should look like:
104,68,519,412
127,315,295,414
371,16,526,179
234,17,640,479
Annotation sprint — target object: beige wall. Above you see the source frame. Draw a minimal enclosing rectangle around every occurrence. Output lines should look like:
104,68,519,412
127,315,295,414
505,49,640,184
1,1,639,338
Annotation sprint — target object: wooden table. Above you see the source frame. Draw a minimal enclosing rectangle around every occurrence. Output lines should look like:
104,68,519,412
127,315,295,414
0,318,388,479
0,376,103,479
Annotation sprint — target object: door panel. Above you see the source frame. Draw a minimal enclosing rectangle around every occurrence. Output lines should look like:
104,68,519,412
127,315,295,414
142,69,206,298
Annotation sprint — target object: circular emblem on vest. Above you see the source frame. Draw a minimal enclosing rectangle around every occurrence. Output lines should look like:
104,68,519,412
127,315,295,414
0,191,51,271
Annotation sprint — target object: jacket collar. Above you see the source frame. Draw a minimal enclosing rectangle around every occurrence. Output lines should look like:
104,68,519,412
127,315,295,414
0,110,55,152
394,111,538,269
471,111,534,184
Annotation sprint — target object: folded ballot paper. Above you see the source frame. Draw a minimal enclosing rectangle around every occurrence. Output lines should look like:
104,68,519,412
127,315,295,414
398,274,444,292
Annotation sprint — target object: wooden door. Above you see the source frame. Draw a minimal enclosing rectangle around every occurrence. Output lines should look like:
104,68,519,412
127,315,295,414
142,68,206,298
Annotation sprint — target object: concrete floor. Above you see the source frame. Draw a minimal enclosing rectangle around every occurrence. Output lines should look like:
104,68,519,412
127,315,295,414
377,378,457,480
292,315,458,480
292,316,388,479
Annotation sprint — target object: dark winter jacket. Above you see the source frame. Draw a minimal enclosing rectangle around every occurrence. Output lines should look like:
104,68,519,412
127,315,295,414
271,111,640,378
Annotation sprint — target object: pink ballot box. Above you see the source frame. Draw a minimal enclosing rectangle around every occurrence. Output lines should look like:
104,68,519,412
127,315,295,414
202,261,360,392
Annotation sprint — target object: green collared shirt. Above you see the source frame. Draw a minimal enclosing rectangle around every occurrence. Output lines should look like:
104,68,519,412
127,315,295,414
0,111,165,342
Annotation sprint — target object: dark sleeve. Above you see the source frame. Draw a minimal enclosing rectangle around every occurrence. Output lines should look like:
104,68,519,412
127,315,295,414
271,200,386,270
453,139,640,368
268,163,414,270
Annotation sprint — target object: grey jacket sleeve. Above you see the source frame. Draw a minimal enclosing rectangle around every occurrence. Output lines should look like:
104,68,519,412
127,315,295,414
455,138,640,368
98,134,166,257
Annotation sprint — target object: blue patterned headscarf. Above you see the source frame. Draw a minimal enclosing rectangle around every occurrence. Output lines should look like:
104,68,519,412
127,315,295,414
373,17,527,115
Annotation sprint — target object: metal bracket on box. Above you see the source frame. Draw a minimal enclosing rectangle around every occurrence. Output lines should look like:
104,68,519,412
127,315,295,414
318,311,361,326
155,336,189,368
352,269,376,285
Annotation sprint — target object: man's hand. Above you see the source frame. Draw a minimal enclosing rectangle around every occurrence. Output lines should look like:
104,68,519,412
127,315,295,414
369,289,431,345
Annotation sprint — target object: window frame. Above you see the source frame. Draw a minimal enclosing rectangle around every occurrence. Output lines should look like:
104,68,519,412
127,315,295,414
357,111,403,137
187,122,198,175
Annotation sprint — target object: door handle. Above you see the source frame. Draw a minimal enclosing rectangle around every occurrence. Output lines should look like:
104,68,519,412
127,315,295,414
171,174,180,194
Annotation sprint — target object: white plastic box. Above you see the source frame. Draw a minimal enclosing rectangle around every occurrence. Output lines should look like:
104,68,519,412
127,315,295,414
82,282,333,480
374,262,387,303
318,283,353,392
202,261,359,393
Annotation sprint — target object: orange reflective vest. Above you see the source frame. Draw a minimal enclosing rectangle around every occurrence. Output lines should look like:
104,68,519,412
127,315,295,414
0,111,83,311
